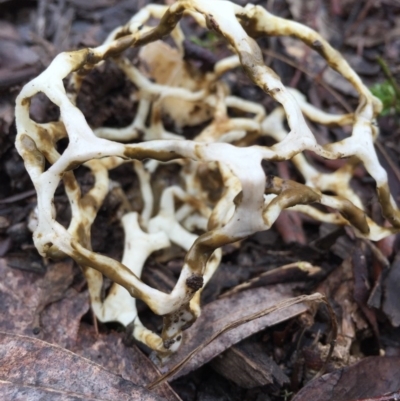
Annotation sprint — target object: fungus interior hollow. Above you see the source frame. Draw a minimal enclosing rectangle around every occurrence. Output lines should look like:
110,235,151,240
15,0,399,361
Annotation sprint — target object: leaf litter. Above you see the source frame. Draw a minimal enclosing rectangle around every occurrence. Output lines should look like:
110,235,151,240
0,331,165,401
149,289,336,389
1,0,400,400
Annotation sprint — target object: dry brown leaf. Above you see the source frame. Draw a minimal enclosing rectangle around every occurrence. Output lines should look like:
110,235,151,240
155,284,310,382
35,260,74,310
73,325,182,401
285,0,344,44
0,258,47,335
0,259,181,399
40,290,90,348
210,339,290,388
317,257,369,367
383,252,400,327
0,331,164,401
0,258,89,345
352,244,379,337
292,356,400,401
0,39,42,88
151,290,336,389
0,380,104,401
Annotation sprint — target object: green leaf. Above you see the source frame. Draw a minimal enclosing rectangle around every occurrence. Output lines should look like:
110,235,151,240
370,80,400,116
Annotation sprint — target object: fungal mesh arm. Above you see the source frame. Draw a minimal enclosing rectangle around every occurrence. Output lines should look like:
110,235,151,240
15,0,400,358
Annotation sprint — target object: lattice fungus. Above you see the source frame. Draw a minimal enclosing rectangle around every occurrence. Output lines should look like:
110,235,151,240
15,0,400,361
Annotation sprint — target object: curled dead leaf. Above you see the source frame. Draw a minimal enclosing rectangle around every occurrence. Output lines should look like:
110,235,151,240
0,331,166,401
150,286,336,388
292,356,400,401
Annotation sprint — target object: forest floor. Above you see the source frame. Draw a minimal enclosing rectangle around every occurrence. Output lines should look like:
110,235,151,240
1,0,400,400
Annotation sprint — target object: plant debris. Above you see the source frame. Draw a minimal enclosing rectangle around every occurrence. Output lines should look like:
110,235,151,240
1,0,400,400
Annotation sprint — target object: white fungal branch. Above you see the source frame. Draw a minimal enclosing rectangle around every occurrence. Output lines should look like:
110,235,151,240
15,0,400,359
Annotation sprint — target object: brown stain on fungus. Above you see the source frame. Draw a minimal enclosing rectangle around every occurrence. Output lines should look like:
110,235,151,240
270,87,281,95
163,338,175,349
377,184,400,228
36,126,56,161
65,160,82,171
20,134,45,171
62,171,79,192
69,240,147,303
103,35,136,59
263,177,322,225
334,197,370,234
312,39,323,50
75,221,91,249
123,147,182,162
68,48,90,73
186,231,234,275
233,191,243,206
21,97,31,107
186,274,204,291
237,9,267,38
181,321,193,331
46,246,67,260
151,107,162,124
80,193,98,213
114,28,131,40
136,5,184,47
206,15,221,34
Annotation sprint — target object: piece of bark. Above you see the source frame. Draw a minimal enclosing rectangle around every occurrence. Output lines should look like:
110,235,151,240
210,339,289,389
354,391,400,401
292,356,400,401
317,257,367,367
4,252,45,273
160,284,308,380
317,223,354,260
352,243,379,338
0,331,165,401
220,262,321,299
367,270,384,309
382,252,400,327
275,210,307,244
